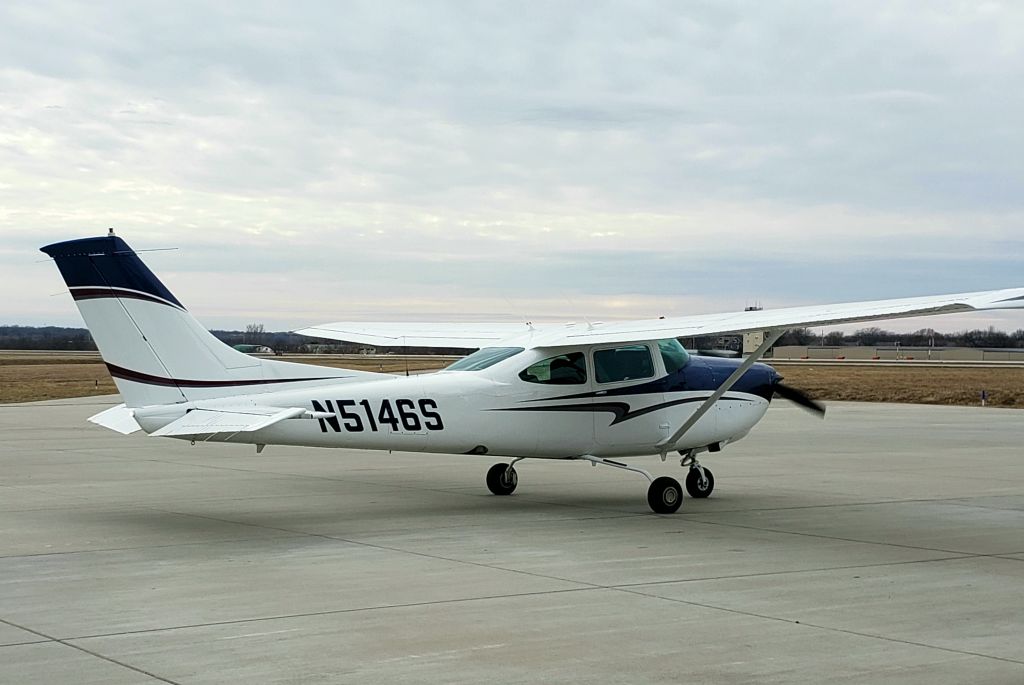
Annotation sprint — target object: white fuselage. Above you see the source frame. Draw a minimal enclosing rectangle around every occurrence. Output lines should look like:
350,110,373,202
134,345,771,460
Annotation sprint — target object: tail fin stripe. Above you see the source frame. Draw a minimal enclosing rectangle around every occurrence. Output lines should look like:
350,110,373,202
106,362,346,388
71,286,185,310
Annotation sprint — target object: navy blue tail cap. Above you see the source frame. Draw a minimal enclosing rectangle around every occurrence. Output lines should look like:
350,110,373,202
40,235,184,309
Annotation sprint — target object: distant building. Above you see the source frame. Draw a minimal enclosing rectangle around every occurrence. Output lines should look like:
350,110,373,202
743,331,767,354
232,344,274,355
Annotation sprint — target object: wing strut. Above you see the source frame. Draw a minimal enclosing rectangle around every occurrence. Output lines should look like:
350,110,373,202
658,329,786,456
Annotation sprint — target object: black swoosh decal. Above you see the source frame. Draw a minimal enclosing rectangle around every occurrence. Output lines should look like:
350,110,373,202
492,395,753,426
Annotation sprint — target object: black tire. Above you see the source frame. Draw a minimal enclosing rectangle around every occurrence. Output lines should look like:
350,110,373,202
647,476,683,514
685,467,715,498
486,463,518,495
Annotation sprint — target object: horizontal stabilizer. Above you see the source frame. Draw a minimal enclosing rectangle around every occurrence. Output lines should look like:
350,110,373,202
150,406,307,437
88,404,142,434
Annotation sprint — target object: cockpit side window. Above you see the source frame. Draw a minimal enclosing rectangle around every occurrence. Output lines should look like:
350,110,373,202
519,352,587,385
594,344,655,384
658,338,690,374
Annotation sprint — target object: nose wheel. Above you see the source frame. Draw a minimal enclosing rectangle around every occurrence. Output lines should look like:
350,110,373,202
685,465,715,498
680,451,715,498
486,462,519,495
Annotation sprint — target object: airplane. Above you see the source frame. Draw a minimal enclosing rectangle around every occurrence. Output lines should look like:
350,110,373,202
41,232,1024,513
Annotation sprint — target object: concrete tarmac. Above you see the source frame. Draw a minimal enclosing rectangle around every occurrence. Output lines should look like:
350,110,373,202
1,396,1023,684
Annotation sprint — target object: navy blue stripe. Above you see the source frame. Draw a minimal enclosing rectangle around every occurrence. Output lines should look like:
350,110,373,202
40,236,184,309
106,363,343,388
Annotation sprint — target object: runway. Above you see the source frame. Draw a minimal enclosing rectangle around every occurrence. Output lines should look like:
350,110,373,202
2,397,1023,683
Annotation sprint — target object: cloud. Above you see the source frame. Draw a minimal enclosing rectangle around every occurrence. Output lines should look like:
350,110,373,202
1,1,1024,335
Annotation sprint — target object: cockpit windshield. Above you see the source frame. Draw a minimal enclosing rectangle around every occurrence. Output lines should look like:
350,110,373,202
658,338,690,374
446,346,525,371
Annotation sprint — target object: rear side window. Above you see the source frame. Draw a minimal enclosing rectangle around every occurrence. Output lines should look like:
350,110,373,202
594,345,654,383
519,352,587,385
447,347,524,371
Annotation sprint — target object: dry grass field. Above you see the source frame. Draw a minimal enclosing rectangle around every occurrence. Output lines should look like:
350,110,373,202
1,352,1022,407
0,353,453,404
776,364,1024,407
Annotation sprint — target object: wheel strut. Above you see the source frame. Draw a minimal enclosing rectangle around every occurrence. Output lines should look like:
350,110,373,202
574,455,682,514
575,455,654,482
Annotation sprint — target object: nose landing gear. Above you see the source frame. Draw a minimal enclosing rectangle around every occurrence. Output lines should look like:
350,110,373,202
680,451,715,498
486,460,521,495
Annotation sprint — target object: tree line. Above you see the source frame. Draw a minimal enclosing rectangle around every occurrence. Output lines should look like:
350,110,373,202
775,326,1024,348
4,324,1024,353
0,325,469,355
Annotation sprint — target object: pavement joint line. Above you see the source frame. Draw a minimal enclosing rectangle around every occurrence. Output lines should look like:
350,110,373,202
0,639,53,648
48,451,1023,519
0,617,180,684
11,481,1020,610
140,504,612,591
605,554,972,589
676,516,1004,557
61,586,605,643
943,500,1024,513
104,454,998,520
56,477,1009,566
5,476,649,529
49,553,1012,652
3,460,1019,534
0,531,309,561
613,586,1024,667
672,497,975,514
138,504,1017,637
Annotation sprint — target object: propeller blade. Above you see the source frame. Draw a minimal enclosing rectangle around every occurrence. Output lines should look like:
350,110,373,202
773,383,826,417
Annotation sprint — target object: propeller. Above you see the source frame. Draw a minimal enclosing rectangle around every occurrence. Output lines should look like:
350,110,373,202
773,382,826,417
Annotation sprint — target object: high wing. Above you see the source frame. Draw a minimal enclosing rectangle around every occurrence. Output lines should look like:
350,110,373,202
545,287,1024,347
294,321,541,348
150,405,308,437
297,288,1024,349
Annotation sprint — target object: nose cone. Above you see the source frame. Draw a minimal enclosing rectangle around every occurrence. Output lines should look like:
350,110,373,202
759,362,782,385
744,362,779,402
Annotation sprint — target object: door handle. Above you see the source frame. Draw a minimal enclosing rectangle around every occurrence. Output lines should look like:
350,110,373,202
595,390,607,396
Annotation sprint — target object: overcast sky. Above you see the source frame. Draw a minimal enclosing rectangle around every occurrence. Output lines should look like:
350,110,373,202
3,1,1024,333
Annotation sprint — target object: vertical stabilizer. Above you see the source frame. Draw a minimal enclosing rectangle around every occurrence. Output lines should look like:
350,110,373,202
41,234,363,407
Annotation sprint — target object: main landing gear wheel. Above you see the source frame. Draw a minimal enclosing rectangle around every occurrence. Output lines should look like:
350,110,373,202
647,476,683,514
486,463,518,496
685,467,715,498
